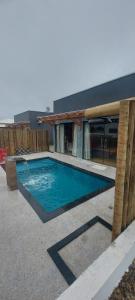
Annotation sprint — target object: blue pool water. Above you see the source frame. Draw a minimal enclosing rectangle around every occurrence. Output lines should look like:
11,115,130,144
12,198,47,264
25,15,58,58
16,158,112,212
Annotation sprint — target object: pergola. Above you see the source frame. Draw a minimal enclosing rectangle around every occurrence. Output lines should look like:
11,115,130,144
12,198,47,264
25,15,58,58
38,101,120,125
39,97,135,240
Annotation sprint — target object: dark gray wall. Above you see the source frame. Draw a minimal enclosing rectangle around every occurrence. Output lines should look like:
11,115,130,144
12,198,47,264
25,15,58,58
29,111,53,129
14,111,30,123
54,74,135,113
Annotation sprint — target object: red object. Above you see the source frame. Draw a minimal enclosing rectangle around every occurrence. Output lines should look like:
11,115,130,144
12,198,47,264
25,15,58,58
0,148,7,163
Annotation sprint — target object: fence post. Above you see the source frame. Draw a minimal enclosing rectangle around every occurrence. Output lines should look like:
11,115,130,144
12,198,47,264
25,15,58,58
112,99,135,240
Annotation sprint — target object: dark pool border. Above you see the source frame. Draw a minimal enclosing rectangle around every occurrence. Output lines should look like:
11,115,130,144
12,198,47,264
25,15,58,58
16,156,115,223
47,216,112,285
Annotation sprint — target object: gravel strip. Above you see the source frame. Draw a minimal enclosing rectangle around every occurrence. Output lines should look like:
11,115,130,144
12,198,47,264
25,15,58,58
109,259,135,300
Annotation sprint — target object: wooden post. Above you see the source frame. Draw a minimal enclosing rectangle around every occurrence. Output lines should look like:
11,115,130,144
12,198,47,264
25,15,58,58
112,99,135,240
6,158,17,190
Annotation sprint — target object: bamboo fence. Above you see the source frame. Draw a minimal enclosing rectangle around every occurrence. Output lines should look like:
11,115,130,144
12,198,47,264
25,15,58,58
0,127,49,155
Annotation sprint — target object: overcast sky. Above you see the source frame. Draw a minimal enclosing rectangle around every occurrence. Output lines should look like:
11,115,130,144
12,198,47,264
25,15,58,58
0,0,135,121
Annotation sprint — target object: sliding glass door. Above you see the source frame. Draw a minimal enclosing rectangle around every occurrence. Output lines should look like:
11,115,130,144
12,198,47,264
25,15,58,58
84,117,119,166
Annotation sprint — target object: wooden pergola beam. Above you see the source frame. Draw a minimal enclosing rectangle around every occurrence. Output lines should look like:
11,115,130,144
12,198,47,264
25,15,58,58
38,110,84,123
84,101,120,118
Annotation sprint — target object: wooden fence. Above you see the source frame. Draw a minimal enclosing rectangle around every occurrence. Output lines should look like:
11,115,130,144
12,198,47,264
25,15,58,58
0,127,49,155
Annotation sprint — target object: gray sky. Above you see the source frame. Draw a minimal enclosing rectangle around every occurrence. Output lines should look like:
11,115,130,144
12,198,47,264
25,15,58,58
0,0,135,120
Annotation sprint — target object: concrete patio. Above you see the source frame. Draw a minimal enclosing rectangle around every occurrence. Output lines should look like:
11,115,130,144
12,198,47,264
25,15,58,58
0,152,115,300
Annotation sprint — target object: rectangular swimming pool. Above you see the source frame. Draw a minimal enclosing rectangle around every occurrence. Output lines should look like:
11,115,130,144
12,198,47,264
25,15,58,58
16,157,114,222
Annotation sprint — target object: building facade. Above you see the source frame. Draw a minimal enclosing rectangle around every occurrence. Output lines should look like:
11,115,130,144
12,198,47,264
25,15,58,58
54,115,118,166
50,74,135,166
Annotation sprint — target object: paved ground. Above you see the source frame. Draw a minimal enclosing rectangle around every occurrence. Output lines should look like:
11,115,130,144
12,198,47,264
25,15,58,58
59,222,112,278
0,152,115,300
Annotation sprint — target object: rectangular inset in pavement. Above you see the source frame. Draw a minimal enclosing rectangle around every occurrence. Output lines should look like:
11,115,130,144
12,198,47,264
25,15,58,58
59,222,112,278
47,216,112,285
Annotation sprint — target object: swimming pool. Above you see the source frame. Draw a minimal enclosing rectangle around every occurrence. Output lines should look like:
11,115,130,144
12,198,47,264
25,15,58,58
16,157,114,222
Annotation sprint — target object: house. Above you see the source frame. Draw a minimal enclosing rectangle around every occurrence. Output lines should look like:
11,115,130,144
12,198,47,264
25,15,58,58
14,110,53,143
14,110,53,129
40,74,135,167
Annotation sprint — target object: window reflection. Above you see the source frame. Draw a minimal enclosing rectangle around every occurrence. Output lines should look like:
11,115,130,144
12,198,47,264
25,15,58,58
84,116,119,166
